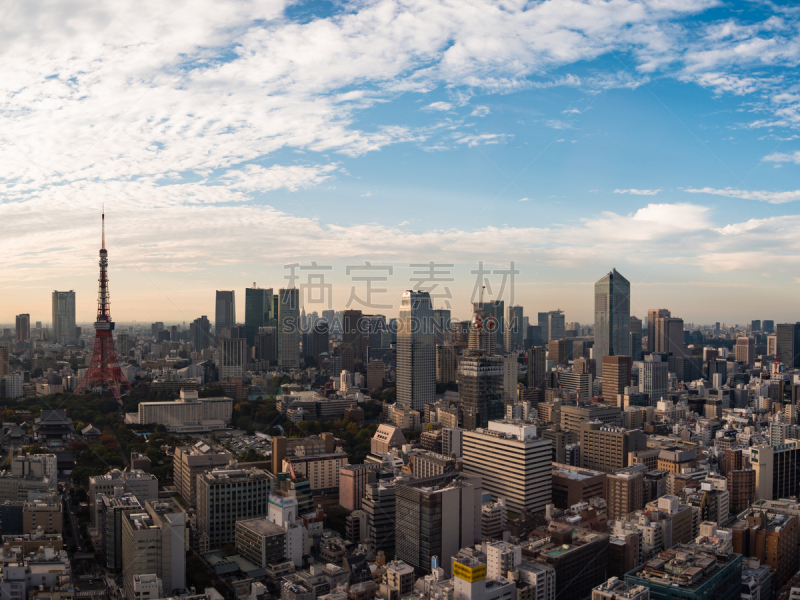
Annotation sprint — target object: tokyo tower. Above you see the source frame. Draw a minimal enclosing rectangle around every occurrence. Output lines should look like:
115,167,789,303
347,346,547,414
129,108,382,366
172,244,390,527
75,210,131,402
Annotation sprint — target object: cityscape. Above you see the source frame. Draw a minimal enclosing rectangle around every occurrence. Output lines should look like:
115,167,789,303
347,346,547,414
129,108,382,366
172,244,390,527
2,1,800,600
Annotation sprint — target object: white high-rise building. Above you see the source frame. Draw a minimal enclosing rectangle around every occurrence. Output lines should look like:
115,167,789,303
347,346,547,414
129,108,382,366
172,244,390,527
278,288,300,369
217,337,247,379
639,354,668,404
51,290,76,345
462,420,552,515
396,290,435,412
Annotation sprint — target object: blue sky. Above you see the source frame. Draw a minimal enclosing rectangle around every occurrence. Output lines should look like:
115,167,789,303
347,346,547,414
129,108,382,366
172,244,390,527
1,0,799,325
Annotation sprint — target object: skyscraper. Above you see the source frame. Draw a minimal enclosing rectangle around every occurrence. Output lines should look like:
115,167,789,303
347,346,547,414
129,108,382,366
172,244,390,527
654,316,684,357
776,323,800,368
460,353,504,430
594,269,630,377
51,291,76,346
15,314,30,343
341,309,364,372
396,291,435,412
244,284,272,346
505,305,524,352
547,310,565,342
218,337,247,379
214,290,236,338
646,309,670,353
526,346,546,389
278,288,300,369
190,316,212,351
602,355,632,402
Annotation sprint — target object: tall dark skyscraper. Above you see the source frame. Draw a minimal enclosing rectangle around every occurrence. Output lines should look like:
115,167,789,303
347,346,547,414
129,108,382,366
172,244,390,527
763,320,775,334
776,323,800,368
190,315,212,351
341,309,364,372
594,269,630,377
215,290,236,337
244,284,272,346
15,314,30,343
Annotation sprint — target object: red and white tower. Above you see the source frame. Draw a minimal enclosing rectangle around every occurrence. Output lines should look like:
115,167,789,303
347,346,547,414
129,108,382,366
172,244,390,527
76,211,131,402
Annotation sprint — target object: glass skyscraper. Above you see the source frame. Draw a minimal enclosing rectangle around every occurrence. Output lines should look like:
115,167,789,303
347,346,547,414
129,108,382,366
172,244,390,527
594,269,630,377
51,290,76,345
215,290,236,338
244,285,272,346
396,290,435,412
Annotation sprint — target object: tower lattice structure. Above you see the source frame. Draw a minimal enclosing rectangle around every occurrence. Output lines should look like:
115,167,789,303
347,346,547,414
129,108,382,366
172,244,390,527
76,211,131,402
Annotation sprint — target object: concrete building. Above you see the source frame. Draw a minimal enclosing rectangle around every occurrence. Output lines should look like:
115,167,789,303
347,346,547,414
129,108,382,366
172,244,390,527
236,517,290,569
215,290,236,337
339,463,380,511
551,464,607,510
284,451,348,494
592,578,650,600
218,336,247,379
99,491,142,570
606,465,646,520
271,433,342,476
750,441,800,500
462,421,551,515
436,345,458,385
396,291,435,412
639,354,668,404
363,482,395,552
541,426,578,464
121,500,186,599
624,545,742,600
137,389,233,430
735,337,755,366
51,290,76,346
561,404,621,431
526,346,547,390
557,371,593,402
371,425,406,455
89,469,158,526
196,466,274,549
579,422,647,473
731,509,798,590
602,356,632,403
395,474,482,575
22,494,62,535
278,288,301,369
173,443,233,506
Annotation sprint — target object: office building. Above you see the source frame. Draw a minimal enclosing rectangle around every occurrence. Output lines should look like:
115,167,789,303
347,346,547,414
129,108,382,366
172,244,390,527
190,315,212,351
15,314,30,343
505,306,524,351
395,474,482,575
776,322,800,368
278,288,301,369
654,317,684,357
137,389,233,430
546,310,565,342
548,339,568,366
552,464,607,509
594,269,630,377
215,290,236,337
602,356,632,403
99,491,142,570
579,422,646,473
527,530,610,600
503,354,518,402
639,354,668,404
462,421,551,514
646,310,670,353
763,320,774,334
341,309,364,373
731,508,798,590
527,346,546,389
561,404,621,431
541,425,577,464
607,465,646,520
339,463,381,511
89,469,158,525
51,290,76,345
363,482,396,552
22,493,62,534
592,578,649,600
245,285,272,346
121,499,186,599
236,517,292,569
283,451,348,494
460,354,504,430
735,337,755,366
624,544,742,600
750,441,800,500
217,336,247,379
173,442,234,506
196,466,274,548
436,344,458,384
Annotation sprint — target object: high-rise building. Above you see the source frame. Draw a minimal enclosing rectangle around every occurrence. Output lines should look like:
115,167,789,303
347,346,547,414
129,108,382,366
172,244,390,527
436,344,458,384
214,291,236,338
731,508,799,590
196,466,274,548
15,314,30,343
526,346,547,389
646,309,670,353
51,290,76,345
547,310,565,342
480,300,505,353
245,284,272,346
606,465,646,520
505,306,524,352
173,444,233,506
537,312,550,343
654,317,684,357
751,320,761,333
750,442,800,500
763,320,775,334
0,347,8,378
460,354,504,430
639,354,668,404
776,323,800,368
396,291,435,412
462,421,551,514
309,321,329,366
735,337,755,366
602,356,632,402
548,339,568,366
468,303,497,355
579,421,647,473
217,336,246,379
629,316,642,336
278,288,300,369
341,309,364,372
395,474,482,575
432,308,452,346
121,499,186,599
363,482,395,552
594,269,630,377
256,326,277,364
189,315,212,351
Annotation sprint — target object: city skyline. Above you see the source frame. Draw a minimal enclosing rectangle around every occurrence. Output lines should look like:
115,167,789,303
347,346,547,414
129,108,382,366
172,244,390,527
3,0,800,323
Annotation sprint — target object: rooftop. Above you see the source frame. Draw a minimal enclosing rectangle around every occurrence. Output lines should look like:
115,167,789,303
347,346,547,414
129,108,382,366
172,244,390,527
626,545,740,591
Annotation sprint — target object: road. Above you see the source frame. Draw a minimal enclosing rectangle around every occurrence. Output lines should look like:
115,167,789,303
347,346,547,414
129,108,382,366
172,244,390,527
64,486,85,553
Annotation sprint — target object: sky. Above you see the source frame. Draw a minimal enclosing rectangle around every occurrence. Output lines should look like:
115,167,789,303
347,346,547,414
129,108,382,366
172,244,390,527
1,0,800,326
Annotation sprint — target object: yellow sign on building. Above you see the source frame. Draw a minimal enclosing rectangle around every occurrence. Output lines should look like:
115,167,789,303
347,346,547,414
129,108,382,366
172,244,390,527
453,561,486,583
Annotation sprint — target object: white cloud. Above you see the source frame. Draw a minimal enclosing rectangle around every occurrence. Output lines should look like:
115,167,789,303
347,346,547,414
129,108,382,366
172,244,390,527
361,191,372,197
422,102,453,112
614,188,661,195
764,150,800,164
518,197,531,202
470,105,490,117
684,186,800,204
